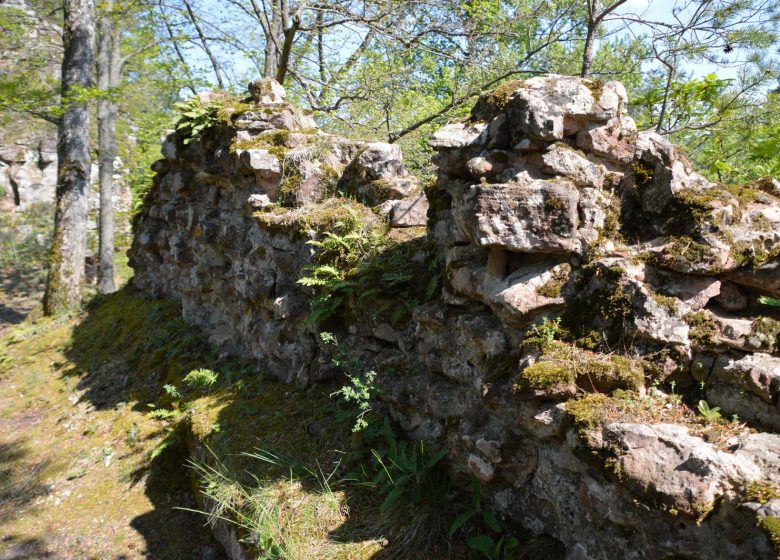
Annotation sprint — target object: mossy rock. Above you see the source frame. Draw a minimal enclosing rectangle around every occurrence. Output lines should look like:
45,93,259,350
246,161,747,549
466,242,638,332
744,481,780,505
470,80,525,122
759,516,780,554
519,340,644,394
683,311,719,346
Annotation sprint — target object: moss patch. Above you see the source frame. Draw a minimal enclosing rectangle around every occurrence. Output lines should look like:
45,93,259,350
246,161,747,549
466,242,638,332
655,236,723,273
518,341,644,393
683,311,719,346
470,80,525,121
562,263,635,349
535,264,571,298
744,481,780,505
759,516,780,554
650,292,679,315
254,197,377,237
583,79,605,103
730,238,780,270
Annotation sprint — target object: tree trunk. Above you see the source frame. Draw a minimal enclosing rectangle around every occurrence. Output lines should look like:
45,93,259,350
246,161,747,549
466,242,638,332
580,21,596,78
43,0,95,315
96,0,116,294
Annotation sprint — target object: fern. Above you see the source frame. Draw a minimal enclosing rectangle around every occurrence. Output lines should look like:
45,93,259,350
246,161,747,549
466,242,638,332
184,368,219,388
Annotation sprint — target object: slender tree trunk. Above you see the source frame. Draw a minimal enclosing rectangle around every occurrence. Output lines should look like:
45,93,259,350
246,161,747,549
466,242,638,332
580,21,597,78
96,0,116,294
656,63,675,133
580,0,598,78
263,0,282,78
43,0,95,315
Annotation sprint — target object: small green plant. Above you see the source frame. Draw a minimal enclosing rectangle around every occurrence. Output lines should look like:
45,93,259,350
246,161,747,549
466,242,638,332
174,97,219,144
759,296,780,307
524,317,562,348
125,422,140,448
450,476,519,560
163,384,182,399
184,368,219,388
299,228,442,326
333,370,377,432
698,399,723,423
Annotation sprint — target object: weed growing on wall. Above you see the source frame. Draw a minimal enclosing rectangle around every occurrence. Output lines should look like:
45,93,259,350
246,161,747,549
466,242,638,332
300,227,442,326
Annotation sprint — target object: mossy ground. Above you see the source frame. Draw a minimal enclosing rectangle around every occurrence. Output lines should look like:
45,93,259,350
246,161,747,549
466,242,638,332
0,273,462,559
0,288,221,558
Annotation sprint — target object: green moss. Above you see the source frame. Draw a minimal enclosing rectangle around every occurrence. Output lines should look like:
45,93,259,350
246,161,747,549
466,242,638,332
650,292,679,315
683,311,719,345
631,161,654,188
254,197,375,236
749,317,780,353
215,99,253,126
744,481,780,504
566,393,611,428
731,239,780,270
470,80,524,121
519,341,644,392
522,361,573,388
535,264,571,298
656,236,723,273
562,263,634,349
759,516,780,554
583,79,605,103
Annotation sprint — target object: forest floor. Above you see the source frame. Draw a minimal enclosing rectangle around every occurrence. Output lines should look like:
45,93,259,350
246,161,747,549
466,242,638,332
0,270,226,559
0,263,439,560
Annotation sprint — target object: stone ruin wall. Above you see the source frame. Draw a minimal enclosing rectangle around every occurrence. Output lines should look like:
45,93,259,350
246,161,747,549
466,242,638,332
130,76,780,559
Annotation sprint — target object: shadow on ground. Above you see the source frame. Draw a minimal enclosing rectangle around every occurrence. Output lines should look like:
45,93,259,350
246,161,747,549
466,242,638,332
58,287,226,560
60,286,480,560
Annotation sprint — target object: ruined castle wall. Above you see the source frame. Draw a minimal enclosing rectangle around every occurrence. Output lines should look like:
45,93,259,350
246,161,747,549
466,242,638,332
130,77,780,560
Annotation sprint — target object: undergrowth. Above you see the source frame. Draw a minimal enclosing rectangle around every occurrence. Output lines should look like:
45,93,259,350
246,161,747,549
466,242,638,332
299,221,442,325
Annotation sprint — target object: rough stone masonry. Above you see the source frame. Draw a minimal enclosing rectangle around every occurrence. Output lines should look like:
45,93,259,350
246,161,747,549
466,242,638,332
130,75,780,559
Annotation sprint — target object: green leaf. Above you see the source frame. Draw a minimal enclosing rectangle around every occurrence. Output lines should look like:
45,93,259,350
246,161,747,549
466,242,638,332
483,510,502,533
449,510,477,536
468,535,497,557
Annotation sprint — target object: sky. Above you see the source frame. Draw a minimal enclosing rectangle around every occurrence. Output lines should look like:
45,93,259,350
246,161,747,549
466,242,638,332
182,0,776,90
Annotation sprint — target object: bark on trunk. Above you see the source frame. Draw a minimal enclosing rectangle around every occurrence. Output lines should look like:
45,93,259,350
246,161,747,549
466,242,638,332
96,0,117,294
580,21,596,78
43,0,95,315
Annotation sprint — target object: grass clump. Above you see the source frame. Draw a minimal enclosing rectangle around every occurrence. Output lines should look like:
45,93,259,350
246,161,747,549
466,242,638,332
253,197,374,236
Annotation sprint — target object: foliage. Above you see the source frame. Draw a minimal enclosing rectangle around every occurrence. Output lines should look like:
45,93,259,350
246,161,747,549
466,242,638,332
173,96,220,144
184,368,219,388
697,400,723,423
299,226,441,326
450,476,520,560
759,296,780,308
332,370,377,432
